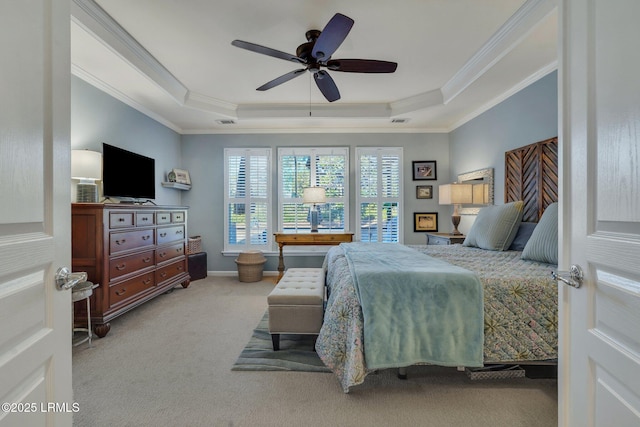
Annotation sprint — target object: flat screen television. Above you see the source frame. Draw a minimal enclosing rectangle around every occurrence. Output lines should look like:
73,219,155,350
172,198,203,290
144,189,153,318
102,143,156,201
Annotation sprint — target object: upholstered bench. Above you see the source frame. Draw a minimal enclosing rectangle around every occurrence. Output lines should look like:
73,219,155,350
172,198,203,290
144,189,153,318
267,268,325,351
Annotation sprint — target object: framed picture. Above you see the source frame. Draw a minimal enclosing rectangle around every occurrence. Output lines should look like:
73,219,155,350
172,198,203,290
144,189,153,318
412,160,437,180
414,212,438,232
416,185,433,199
172,168,191,185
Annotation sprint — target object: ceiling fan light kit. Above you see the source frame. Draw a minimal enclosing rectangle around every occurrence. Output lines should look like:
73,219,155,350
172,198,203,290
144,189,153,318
231,13,397,102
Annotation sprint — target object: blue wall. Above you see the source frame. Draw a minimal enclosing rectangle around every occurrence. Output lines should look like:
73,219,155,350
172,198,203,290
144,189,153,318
181,133,450,272
448,71,558,233
71,76,183,206
71,70,558,273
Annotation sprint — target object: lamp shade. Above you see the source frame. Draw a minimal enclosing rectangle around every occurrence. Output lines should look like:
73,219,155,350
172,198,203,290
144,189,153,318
438,183,473,205
302,187,326,204
71,150,102,180
472,183,489,204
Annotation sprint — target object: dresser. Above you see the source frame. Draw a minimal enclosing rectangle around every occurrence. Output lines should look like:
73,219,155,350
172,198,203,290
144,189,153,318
425,232,466,245
72,204,190,337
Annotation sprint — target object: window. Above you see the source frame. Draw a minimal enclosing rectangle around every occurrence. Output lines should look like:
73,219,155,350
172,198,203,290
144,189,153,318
356,147,403,243
278,147,349,233
224,148,271,251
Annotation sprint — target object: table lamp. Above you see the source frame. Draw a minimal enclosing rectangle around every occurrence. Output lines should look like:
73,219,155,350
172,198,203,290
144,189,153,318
439,183,473,235
302,187,326,232
72,149,102,203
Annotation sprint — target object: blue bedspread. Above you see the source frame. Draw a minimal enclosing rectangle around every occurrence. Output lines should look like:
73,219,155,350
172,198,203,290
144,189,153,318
340,242,484,369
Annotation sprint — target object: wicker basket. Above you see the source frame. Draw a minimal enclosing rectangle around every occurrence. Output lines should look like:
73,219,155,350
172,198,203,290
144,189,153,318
235,251,267,282
187,236,202,254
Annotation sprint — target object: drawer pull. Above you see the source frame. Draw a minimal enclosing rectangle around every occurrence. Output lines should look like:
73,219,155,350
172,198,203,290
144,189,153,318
118,218,125,222
141,217,149,221
160,232,167,238
142,278,151,285
115,288,127,296
115,239,126,245
143,257,152,263
160,272,167,278
160,216,168,220
176,230,183,235
142,235,151,240
159,252,167,258
176,248,183,253
115,263,126,271
177,265,184,271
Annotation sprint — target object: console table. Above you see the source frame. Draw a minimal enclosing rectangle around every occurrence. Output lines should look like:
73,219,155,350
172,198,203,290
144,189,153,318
273,232,353,281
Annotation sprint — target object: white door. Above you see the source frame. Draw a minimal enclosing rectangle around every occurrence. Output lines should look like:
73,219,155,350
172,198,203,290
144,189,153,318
559,0,640,426
0,1,73,426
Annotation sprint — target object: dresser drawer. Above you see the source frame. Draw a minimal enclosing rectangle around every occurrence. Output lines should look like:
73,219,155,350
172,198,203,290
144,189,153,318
109,250,155,280
156,259,187,285
155,242,185,264
136,212,155,227
157,225,185,245
109,212,134,228
171,211,186,223
109,271,155,307
110,229,155,255
156,211,172,224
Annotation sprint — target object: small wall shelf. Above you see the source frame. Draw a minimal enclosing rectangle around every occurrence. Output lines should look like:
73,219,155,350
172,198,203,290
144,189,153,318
161,182,191,190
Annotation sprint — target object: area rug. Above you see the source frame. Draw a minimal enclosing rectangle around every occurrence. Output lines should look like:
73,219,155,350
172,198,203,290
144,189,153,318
232,311,331,373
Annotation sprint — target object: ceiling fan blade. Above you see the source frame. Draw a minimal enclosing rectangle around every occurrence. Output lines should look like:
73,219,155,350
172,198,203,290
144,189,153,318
313,70,340,102
311,13,354,60
256,69,306,91
232,40,305,64
326,59,398,73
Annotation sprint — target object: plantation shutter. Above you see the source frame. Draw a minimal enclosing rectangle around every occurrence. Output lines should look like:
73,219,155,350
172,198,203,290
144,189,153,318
356,148,403,243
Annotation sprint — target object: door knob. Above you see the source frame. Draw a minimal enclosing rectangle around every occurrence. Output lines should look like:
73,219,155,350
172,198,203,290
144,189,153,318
55,267,87,290
551,264,584,288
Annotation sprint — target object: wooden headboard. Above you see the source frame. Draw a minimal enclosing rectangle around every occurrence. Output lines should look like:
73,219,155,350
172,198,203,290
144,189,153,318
504,137,558,222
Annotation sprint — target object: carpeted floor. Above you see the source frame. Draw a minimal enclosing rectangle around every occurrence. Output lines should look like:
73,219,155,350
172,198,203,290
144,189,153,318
72,275,558,427
232,311,331,372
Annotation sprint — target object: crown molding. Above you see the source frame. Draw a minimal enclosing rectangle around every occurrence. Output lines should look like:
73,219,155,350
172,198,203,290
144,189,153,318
236,103,392,119
71,64,184,133
71,0,188,103
184,91,237,118
447,61,557,131
390,89,444,116
441,0,557,105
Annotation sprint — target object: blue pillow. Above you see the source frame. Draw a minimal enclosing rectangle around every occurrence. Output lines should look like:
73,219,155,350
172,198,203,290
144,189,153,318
508,222,538,251
521,203,558,264
463,201,524,251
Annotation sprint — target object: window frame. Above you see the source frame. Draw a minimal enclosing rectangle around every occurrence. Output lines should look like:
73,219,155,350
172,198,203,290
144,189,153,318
355,147,404,243
223,147,272,252
277,147,350,236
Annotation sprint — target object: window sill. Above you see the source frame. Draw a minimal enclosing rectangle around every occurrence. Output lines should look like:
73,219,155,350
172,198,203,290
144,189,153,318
222,247,332,257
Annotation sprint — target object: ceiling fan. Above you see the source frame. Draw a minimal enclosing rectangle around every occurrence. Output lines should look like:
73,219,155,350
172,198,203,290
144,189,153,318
231,13,397,102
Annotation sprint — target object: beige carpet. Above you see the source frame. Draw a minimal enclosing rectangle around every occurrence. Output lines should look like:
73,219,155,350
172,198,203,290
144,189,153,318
72,275,558,427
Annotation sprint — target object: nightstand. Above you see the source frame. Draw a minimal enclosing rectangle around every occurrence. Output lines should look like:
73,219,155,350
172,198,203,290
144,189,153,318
426,232,466,245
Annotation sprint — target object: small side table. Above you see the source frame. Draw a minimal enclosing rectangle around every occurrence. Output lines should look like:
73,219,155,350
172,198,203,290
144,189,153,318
72,281,99,348
426,232,466,245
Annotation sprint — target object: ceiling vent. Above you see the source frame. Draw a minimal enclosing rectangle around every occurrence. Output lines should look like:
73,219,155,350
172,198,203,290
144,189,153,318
391,118,409,123
216,119,236,125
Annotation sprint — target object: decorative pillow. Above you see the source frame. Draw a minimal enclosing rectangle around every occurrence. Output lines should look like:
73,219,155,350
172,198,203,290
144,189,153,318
463,201,524,251
521,202,558,264
508,222,538,251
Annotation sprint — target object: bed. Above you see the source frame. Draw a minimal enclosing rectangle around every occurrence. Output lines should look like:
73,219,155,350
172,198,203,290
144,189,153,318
315,138,559,392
